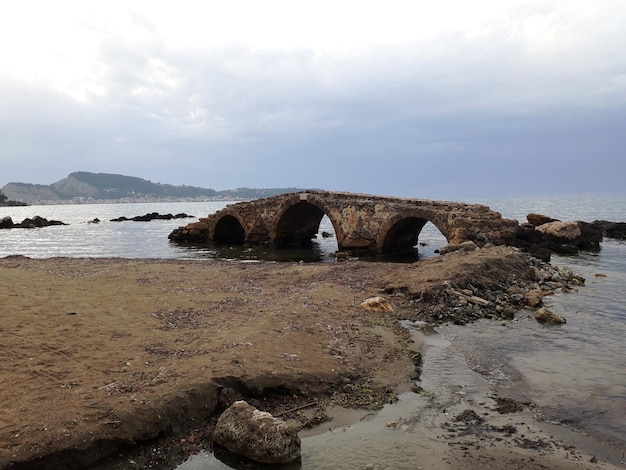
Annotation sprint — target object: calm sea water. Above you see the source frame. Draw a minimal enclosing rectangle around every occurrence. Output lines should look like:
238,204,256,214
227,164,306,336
1,194,625,467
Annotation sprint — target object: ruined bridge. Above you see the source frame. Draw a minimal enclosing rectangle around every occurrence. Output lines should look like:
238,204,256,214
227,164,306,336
169,191,519,255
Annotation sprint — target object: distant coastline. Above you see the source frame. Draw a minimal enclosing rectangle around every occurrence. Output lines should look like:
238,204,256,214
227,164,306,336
1,171,305,205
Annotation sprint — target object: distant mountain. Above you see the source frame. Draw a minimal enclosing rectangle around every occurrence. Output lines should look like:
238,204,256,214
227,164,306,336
1,172,303,204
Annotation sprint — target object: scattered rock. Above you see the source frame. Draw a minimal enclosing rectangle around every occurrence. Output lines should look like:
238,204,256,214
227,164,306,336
213,400,301,465
501,306,516,320
524,289,544,307
535,307,566,325
454,409,484,423
493,397,528,414
360,296,394,312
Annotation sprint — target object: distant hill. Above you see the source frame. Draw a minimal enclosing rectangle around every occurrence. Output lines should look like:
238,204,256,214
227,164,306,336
1,172,303,204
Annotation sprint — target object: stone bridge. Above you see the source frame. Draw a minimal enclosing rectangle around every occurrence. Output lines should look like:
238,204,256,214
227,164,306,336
168,191,519,255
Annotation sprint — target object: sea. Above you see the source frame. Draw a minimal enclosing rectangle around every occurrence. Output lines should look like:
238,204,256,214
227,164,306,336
1,194,625,468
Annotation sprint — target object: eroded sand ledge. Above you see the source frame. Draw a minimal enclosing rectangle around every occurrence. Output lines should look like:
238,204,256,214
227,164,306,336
0,247,620,469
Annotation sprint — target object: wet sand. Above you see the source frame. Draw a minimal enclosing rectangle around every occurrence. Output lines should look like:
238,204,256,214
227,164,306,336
0,248,623,469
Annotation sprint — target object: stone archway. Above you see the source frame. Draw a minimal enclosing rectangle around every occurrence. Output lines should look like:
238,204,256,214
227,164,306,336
380,216,428,254
378,211,450,255
273,201,328,248
213,214,245,245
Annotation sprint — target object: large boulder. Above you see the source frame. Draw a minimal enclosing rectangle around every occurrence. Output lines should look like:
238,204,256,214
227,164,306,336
527,213,559,226
535,221,581,240
535,307,566,325
213,401,301,465
360,296,394,312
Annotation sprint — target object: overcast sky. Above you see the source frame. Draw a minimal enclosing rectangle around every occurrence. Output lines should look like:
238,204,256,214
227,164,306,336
1,1,625,199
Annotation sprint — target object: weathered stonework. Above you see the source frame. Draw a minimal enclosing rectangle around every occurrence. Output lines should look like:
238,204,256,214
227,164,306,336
168,190,519,255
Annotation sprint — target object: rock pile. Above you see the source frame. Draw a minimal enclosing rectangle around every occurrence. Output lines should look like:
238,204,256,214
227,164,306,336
386,247,584,326
447,262,580,325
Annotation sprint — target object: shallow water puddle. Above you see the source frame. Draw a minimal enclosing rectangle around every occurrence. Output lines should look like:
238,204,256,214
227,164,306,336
177,321,495,469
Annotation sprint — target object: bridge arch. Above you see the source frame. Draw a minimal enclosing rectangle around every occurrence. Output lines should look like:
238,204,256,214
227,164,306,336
271,194,341,249
377,210,450,255
212,211,246,245
169,190,519,255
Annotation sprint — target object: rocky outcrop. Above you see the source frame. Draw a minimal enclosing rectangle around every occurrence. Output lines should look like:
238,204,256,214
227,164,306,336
111,212,194,222
213,401,301,465
592,220,626,240
168,221,210,243
513,214,602,260
0,216,67,229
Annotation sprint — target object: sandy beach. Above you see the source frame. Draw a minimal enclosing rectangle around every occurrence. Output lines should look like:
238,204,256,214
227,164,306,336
0,247,623,469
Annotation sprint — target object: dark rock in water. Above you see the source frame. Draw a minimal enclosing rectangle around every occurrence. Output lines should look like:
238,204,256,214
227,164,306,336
111,212,194,222
0,216,67,229
0,216,13,229
592,220,626,240
535,307,566,325
213,400,301,465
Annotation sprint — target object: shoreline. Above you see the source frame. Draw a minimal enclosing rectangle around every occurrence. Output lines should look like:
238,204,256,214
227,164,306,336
1,248,623,469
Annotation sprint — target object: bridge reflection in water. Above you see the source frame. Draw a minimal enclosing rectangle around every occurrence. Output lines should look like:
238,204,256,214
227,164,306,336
169,191,517,259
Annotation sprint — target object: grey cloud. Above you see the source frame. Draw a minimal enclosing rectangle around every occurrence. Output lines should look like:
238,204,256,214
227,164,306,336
2,7,625,197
